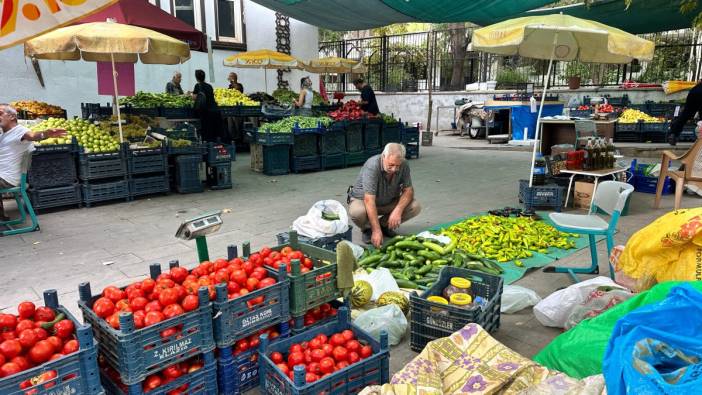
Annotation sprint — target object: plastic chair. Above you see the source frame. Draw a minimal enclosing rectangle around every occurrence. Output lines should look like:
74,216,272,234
543,181,633,283
653,137,702,210
574,120,599,148
0,152,39,236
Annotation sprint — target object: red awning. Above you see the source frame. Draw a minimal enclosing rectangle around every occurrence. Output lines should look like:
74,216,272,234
77,0,207,51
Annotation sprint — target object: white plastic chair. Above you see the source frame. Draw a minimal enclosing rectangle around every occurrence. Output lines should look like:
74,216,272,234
543,181,633,283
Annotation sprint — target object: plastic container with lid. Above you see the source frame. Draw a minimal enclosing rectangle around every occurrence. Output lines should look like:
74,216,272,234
427,296,449,314
449,293,473,309
443,277,472,300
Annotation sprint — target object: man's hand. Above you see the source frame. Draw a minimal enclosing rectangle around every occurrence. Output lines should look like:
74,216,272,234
46,129,66,138
371,229,383,248
387,208,402,230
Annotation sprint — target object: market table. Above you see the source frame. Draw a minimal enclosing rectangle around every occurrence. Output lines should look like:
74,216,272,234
539,118,616,155
484,100,564,142
560,167,628,208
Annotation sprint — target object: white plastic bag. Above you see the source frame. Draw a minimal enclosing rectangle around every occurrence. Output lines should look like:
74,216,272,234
500,285,542,314
354,268,399,302
533,276,625,328
353,304,407,346
292,200,349,238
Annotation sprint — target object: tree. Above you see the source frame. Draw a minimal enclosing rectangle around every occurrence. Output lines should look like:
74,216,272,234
446,23,469,90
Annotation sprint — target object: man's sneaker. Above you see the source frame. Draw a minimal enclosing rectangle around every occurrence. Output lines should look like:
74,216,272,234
381,226,397,238
362,229,372,245
668,133,678,146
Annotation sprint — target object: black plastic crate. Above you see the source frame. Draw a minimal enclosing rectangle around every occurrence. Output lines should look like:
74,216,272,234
167,140,205,156
33,136,78,154
321,153,347,170
174,154,204,193
206,143,235,164
29,183,81,210
276,226,352,252
290,155,321,173
346,151,366,167
518,179,564,212
381,123,402,146
364,120,382,149
219,105,263,117
82,179,129,207
346,121,364,152
365,148,382,161
206,163,232,190
292,133,320,157
569,109,593,118
122,106,160,118
81,102,113,119
615,121,641,133
250,144,290,176
311,103,341,113
320,128,346,155
253,130,294,145
405,143,419,159
640,131,668,143
614,131,641,143
647,102,678,118
160,106,194,119
401,125,420,144
410,267,502,352
78,149,127,181
680,124,698,142
126,145,167,175
129,174,170,197
640,121,669,133
28,151,77,189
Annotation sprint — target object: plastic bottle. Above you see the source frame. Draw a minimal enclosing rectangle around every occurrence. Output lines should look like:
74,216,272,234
593,139,602,170
584,138,593,170
474,296,488,311
608,138,616,168
533,153,547,185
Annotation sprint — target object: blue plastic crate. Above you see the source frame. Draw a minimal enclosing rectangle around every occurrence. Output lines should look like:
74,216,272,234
212,265,290,348
629,161,674,194
29,151,77,189
82,179,130,207
290,155,321,173
518,179,564,212
401,125,420,144
160,106,194,119
206,163,233,190
320,153,347,170
363,120,382,149
174,154,204,193
0,290,102,395
206,143,235,164
405,143,419,159
275,226,352,253
77,266,215,385
129,174,170,197
78,148,127,181
290,299,347,335
259,308,389,395
380,123,402,146
29,183,82,211
100,351,217,395
126,145,168,175
345,151,366,167
410,267,502,352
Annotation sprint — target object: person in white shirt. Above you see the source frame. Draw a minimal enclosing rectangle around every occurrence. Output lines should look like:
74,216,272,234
0,104,65,219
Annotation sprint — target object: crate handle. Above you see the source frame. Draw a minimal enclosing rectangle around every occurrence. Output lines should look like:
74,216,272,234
227,245,238,260
169,260,179,269
149,263,162,279
43,289,59,309
78,282,92,303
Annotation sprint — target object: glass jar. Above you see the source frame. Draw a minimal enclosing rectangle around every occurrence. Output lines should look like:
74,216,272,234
449,293,473,309
427,296,449,314
443,277,472,300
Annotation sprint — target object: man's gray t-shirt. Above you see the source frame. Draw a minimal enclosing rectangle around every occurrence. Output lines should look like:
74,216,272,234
351,154,412,206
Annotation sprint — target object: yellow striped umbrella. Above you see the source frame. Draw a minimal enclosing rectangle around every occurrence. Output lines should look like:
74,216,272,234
304,57,367,74
223,49,304,91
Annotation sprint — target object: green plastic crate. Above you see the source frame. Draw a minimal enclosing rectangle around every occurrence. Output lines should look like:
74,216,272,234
346,121,364,152
293,133,320,157
346,150,366,167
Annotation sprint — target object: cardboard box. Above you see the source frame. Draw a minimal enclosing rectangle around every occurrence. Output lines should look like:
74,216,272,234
574,181,594,209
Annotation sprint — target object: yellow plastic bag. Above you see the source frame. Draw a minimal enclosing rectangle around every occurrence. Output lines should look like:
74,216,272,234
618,208,702,291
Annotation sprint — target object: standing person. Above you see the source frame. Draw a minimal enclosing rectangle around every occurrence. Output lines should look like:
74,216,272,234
348,143,421,247
353,78,380,115
228,72,244,93
192,70,226,143
0,104,65,219
294,76,314,115
165,72,184,95
668,81,702,145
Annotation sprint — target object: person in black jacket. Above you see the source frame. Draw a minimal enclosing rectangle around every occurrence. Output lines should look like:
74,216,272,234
192,70,226,143
669,81,702,145
353,78,380,115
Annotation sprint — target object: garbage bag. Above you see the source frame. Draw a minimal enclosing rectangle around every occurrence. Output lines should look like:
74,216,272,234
617,208,702,292
353,304,407,346
564,288,633,330
534,281,702,379
353,268,400,302
603,284,702,395
292,200,349,239
500,285,541,314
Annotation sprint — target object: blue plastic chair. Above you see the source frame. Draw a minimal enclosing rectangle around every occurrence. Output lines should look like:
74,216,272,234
543,181,633,283
0,152,39,236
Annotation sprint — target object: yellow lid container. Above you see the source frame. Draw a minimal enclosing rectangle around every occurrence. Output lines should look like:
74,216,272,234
450,277,472,289
427,296,449,305
450,293,473,306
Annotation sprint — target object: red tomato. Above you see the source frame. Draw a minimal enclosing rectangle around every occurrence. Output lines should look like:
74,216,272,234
321,343,334,357
289,344,303,354
141,278,156,294
163,364,183,379
242,261,255,276
276,363,289,375
160,327,178,339
17,302,35,320
235,339,249,354
260,247,272,258
336,361,349,370
308,338,322,350
347,351,360,364
143,375,162,391
15,320,34,333
226,281,240,295
132,310,146,329
330,334,345,347
144,300,162,313
310,348,326,362
158,288,179,307
115,299,131,312
303,258,313,269
92,297,115,319
345,340,360,353
18,329,37,349
33,307,55,323
360,345,372,359
106,313,120,329
316,334,328,344
305,372,318,383
46,336,63,352
270,352,284,364
245,278,259,292
287,351,305,368
332,346,347,362
53,320,75,340
163,304,184,319
33,328,48,341
11,356,30,370
169,267,188,284
249,253,262,267
29,340,53,363
258,277,276,289
144,311,165,327
281,247,293,256
0,332,15,341
341,330,354,342
0,362,21,378
0,340,22,359
231,270,247,286
319,357,335,374
249,336,260,350
62,339,79,354
102,286,127,303
181,295,199,312
129,297,149,312
214,258,229,271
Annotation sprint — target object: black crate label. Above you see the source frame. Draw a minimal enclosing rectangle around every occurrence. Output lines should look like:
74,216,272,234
241,307,274,330
152,337,194,360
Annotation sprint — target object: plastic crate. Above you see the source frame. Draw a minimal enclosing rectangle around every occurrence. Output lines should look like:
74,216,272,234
122,106,160,118
363,120,382,149
78,149,127,181
320,153,347,170
28,151,77,189
518,179,564,212
160,106,194,119
206,163,233,190
100,351,217,395
290,155,321,173
615,121,641,133
640,121,669,133
29,183,82,210
345,151,366,167
0,290,102,395
129,174,170,197
81,102,113,119
365,148,381,161
126,145,167,175
401,125,420,144
33,136,78,154
212,264,289,348
640,131,668,143
290,299,347,335
647,102,678,118
167,140,205,156
320,129,346,155
568,109,593,118
292,133,320,157
78,269,215,385
629,161,674,194
206,143,235,164
381,123,402,146
345,121,364,152
679,124,698,142
409,267,503,352
276,226,352,253
614,131,641,143
405,143,419,159
251,143,290,176
255,130,294,146
219,105,263,117
174,154,204,193
311,104,340,113
259,308,389,395
158,124,199,142
18,108,67,120
82,179,130,207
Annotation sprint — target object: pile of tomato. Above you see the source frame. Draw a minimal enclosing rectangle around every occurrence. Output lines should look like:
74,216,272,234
91,257,279,331
270,329,373,384
0,302,79,388
328,101,369,121
576,105,591,111
256,246,314,274
290,303,338,330
232,326,281,358
101,355,204,394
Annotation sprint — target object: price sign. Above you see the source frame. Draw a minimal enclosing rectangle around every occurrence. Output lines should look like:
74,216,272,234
1,0,118,49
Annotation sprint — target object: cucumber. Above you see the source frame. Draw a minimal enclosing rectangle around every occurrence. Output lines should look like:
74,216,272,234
395,279,418,289
415,265,433,275
417,250,441,261
358,254,382,267
395,240,425,250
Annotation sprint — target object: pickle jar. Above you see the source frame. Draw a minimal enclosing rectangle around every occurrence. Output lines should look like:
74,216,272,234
443,277,472,300
427,295,449,314
449,293,473,309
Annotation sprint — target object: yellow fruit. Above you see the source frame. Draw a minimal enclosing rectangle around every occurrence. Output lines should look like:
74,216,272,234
351,280,373,308
377,291,409,315
214,88,259,106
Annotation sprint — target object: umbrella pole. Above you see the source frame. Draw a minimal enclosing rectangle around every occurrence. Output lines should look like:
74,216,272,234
110,53,124,143
264,69,268,93
529,39,557,188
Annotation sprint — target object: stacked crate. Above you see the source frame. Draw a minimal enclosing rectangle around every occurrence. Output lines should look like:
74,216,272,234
126,142,170,199
290,123,324,173
28,138,82,211
320,122,347,170
161,123,206,194
250,130,293,176
205,143,234,190
78,145,129,207
401,124,420,159
345,120,366,166
364,119,383,160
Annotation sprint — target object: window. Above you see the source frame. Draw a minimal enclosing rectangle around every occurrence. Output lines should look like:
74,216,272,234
215,0,244,46
172,0,202,31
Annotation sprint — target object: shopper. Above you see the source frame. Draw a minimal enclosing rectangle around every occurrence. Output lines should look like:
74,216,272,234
348,143,421,247
294,76,314,115
192,70,226,142
228,72,244,93
165,72,184,95
353,78,380,115
669,81,702,146
0,104,65,219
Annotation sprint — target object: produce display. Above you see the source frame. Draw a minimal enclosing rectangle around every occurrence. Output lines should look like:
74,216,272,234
119,91,193,108
575,105,591,111
376,291,409,315
10,100,64,117
379,113,398,124
100,114,154,141
268,329,374,383
260,116,332,133
101,354,204,393
214,88,259,106
0,302,79,380
595,103,615,113
618,108,664,123
289,303,338,329
328,101,369,121
257,245,315,273
232,326,281,357
32,118,120,153
272,89,327,106
248,92,277,105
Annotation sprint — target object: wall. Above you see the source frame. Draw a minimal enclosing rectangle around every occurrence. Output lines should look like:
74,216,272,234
0,1,318,117
344,87,689,130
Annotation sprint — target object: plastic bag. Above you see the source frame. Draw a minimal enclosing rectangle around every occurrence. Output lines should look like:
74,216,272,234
564,288,633,330
500,285,541,313
603,284,702,395
292,200,349,239
353,304,407,346
354,268,400,302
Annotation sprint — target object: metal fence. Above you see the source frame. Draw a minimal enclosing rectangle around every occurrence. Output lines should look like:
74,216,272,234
319,28,702,93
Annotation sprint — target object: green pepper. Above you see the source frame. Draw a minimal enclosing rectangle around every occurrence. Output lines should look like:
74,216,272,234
380,260,403,268
402,253,417,261
40,313,66,330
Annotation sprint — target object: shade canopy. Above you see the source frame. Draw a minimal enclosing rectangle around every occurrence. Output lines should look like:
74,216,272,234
472,14,655,63
304,57,367,74
223,49,304,69
24,21,191,64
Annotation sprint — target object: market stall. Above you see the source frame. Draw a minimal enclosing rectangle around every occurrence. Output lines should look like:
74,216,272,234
539,119,616,155
483,99,564,142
